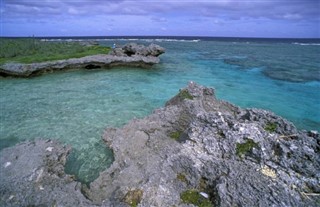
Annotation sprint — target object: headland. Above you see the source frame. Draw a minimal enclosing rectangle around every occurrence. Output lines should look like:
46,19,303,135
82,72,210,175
1,82,319,206
0,43,165,77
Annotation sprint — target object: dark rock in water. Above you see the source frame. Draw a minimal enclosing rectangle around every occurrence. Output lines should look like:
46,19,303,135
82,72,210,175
1,82,319,206
0,43,165,77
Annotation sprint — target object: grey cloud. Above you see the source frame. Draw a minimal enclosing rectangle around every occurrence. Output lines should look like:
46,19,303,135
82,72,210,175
1,0,319,22
197,0,319,21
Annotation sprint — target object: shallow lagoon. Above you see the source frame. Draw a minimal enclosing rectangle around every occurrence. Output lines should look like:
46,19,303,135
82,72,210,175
1,38,319,183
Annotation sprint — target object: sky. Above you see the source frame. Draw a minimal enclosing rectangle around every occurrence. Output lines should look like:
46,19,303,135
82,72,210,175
0,0,319,38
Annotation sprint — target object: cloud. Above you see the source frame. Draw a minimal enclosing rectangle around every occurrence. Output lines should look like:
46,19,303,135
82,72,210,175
2,0,319,21
1,0,319,37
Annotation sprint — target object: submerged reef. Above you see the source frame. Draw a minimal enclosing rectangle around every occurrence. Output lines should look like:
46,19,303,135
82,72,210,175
0,43,165,77
1,82,319,206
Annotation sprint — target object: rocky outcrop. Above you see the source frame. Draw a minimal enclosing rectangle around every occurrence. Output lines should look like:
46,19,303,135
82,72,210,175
85,82,319,206
0,43,165,77
110,43,165,57
1,82,319,206
0,140,96,206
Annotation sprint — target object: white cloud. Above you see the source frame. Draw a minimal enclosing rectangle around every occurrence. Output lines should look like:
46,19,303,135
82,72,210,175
283,13,302,20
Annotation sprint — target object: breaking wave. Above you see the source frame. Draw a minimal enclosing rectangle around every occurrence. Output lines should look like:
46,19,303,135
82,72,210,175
292,42,320,46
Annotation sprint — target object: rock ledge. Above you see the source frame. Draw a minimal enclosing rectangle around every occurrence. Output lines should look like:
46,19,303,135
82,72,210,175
0,43,165,77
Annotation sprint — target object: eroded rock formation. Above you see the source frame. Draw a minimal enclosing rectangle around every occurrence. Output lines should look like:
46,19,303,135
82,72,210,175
1,82,319,206
0,43,165,77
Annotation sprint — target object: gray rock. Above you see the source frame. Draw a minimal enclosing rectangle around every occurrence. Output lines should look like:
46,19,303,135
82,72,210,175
1,82,319,206
0,140,96,206
0,43,165,77
85,81,319,206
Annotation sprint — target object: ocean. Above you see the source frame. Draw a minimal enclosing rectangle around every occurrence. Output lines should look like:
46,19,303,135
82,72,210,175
0,36,319,184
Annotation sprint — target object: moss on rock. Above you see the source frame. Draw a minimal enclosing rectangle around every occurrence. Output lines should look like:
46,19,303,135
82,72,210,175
180,189,213,207
170,131,182,140
124,189,143,207
264,122,277,133
178,89,194,100
177,173,188,184
236,139,258,157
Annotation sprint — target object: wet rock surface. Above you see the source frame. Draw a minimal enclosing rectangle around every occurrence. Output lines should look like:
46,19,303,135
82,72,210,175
1,82,319,206
0,43,165,77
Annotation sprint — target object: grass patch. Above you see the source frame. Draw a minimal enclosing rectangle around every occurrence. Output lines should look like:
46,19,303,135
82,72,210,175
180,189,213,207
264,122,277,133
0,38,110,64
236,138,258,157
178,89,194,100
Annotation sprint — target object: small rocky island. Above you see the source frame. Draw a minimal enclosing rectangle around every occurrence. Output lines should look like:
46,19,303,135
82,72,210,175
1,82,319,206
0,43,165,77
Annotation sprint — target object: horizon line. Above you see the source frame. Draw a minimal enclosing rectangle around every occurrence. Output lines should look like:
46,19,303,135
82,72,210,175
0,35,319,39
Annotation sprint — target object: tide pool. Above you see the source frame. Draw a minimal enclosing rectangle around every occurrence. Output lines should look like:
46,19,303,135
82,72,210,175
1,38,319,183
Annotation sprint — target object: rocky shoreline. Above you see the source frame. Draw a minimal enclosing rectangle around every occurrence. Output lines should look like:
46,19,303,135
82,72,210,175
1,82,319,206
0,43,165,77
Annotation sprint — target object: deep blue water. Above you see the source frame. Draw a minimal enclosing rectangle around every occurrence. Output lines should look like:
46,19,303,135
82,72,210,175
1,37,319,183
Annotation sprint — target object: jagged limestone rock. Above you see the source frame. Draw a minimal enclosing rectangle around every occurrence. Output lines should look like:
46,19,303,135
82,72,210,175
1,82,319,206
85,82,319,206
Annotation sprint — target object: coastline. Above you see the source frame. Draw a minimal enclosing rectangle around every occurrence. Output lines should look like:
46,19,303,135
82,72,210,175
0,43,165,77
1,82,319,206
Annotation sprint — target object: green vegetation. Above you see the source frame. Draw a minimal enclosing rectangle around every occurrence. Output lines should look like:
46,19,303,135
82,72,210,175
236,138,258,157
177,173,188,184
178,89,194,100
170,131,182,140
180,189,213,207
264,122,277,133
123,189,143,207
0,38,110,64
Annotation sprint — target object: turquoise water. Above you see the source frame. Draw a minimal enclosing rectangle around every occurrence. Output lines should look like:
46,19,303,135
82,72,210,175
1,38,319,183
